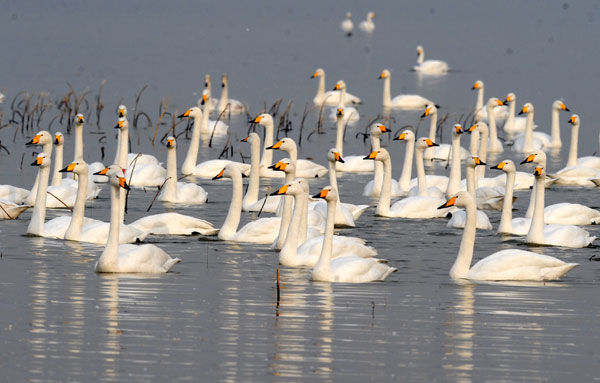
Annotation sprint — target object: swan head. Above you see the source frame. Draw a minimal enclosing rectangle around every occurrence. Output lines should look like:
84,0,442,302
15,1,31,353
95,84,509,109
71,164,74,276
114,117,129,131
568,114,580,126
241,132,259,145
472,80,483,90
30,152,50,168
490,159,516,174
467,156,487,169
166,136,176,149
328,148,345,163
346,12,352,19
518,102,534,115
393,129,415,142
59,160,89,176
75,113,85,125
453,124,464,136
487,97,504,108
221,74,229,88
200,89,210,105
553,100,570,112
312,185,338,202
504,92,516,104
249,113,273,126
26,130,52,146
178,107,202,119
415,137,439,150
93,164,126,177
363,148,390,162
311,68,324,79
271,179,305,197
416,45,423,56
267,137,296,153
367,11,375,20
211,163,243,181
467,121,488,134
421,104,438,118
520,150,546,166
268,158,295,174
204,74,211,89
438,191,473,210
333,80,346,91
54,132,64,146
370,123,390,137
378,69,391,79
336,107,345,118
117,105,127,118
103,166,131,190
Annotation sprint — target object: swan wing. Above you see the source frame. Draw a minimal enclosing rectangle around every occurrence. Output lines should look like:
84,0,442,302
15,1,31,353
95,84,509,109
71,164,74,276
130,212,217,236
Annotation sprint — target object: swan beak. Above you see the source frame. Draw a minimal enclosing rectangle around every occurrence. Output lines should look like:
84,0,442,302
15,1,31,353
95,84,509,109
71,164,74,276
59,163,77,173
473,157,486,166
438,196,457,209
310,71,319,79
312,189,329,199
118,177,131,191
271,184,289,196
561,103,570,112
31,157,44,166
471,82,480,90
166,138,175,148
518,106,528,115
54,135,61,145
249,115,263,124
333,83,341,90
421,108,431,118
241,136,249,142
378,72,386,79
267,140,283,150
533,167,543,176
201,93,208,104
212,168,225,180
177,109,191,119
363,151,378,160
334,152,345,163
26,134,41,146
568,116,577,124
467,124,477,134
114,120,124,129
490,162,505,170
379,125,390,133
118,108,126,117
93,167,110,176
336,108,344,117
268,161,287,171
455,125,463,134
77,115,85,123
496,99,504,106
520,154,535,164
425,138,439,147
393,132,407,141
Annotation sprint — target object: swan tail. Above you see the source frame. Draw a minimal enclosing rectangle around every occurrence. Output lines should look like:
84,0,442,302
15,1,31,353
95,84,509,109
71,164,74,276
163,257,181,272
351,205,369,220
379,265,398,281
541,263,578,280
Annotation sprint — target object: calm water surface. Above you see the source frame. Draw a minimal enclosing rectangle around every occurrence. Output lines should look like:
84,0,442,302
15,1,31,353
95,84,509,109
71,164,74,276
1,1,600,382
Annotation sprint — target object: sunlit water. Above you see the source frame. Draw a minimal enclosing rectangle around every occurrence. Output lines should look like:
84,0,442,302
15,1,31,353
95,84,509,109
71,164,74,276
1,1,600,381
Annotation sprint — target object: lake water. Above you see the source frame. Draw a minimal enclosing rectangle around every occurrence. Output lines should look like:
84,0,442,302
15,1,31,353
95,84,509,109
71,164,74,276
1,1,600,381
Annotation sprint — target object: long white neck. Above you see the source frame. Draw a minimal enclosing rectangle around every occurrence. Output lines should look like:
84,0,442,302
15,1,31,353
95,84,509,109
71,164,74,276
523,112,535,153
113,130,121,166
313,198,335,278
417,52,424,65
200,102,210,135
335,118,345,156
466,165,476,197
205,83,214,114
415,146,429,196
446,134,462,198
51,145,63,187
98,182,121,270
181,114,202,174
218,172,244,240
525,180,535,219
27,164,50,236
486,104,500,152
477,128,488,179
506,99,515,130
298,186,309,244
498,170,516,234
118,128,129,168
279,192,304,264
382,77,391,107
218,82,229,111
428,113,437,141
337,86,347,108
328,159,339,192
566,122,579,167
75,125,84,161
260,121,275,169
65,169,89,240
449,197,477,279
398,138,414,193
163,147,178,200
26,141,53,205
527,173,546,244
551,108,562,148
316,75,325,100
469,130,480,156
376,157,392,216
285,144,298,164
371,134,383,195
242,139,260,210
273,169,296,249
475,87,484,120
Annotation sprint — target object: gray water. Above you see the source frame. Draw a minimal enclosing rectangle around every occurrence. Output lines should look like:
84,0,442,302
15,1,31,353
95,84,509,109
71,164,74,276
1,1,600,382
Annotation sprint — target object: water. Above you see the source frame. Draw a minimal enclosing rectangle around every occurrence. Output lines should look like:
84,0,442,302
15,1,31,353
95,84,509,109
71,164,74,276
1,1,600,381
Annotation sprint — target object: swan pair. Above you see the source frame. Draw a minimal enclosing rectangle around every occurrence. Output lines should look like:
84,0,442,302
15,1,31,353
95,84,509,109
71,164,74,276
311,68,361,106
413,45,448,74
421,104,469,160
510,101,569,152
328,81,360,124
471,80,509,123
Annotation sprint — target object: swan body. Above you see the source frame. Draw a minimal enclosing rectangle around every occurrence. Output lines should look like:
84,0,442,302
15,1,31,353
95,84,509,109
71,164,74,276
379,69,432,110
311,68,361,106
441,191,578,281
0,185,29,204
341,12,353,36
363,124,402,197
328,80,360,124
358,12,375,33
0,199,30,219
413,45,448,74
130,213,217,236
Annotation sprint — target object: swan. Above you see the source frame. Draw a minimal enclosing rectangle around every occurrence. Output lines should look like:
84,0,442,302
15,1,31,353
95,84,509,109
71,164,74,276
0,184,29,204
212,164,282,244
333,107,374,172
73,114,107,183
483,98,505,153
471,80,509,122
551,115,600,186
358,11,375,33
502,93,530,135
491,160,533,235
199,74,218,114
511,103,556,152
199,90,229,136
312,149,368,227
328,80,360,124
52,130,101,197
250,113,285,178
445,124,465,198
378,69,432,110
267,137,328,178
340,12,353,36
215,74,245,115
363,123,402,198
521,152,596,248
178,106,250,177
157,136,208,204
241,133,262,211
311,186,398,283
244,158,292,213
439,191,578,281
421,104,469,160
116,106,161,167
447,157,493,230
311,68,361,106
0,199,30,219
95,166,180,273
276,181,376,267
367,147,452,219
413,45,448,74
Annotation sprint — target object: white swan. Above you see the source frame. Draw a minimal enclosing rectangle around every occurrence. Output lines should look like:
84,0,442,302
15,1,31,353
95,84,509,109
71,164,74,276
276,181,376,267
340,12,353,36
522,152,596,248
333,107,374,172
367,147,452,219
0,184,29,204
199,90,229,136
73,114,107,183
241,133,262,211
484,98,505,153
439,191,578,281
565,114,600,170
421,104,469,161
379,69,432,110
471,80,508,122
311,186,398,283
213,164,281,244
157,136,208,204
215,74,245,115
116,106,161,167
95,167,180,273
363,123,402,197
267,137,328,178
511,103,553,152
328,80,360,124
358,11,375,33
445,124,465,198
491,160,532,235
413,45,448,75
179,106,250,177
311,68,361,106
199,74,218,114
250,113,285,178
0,199,30,219
502,93,529,135
52,130,101,197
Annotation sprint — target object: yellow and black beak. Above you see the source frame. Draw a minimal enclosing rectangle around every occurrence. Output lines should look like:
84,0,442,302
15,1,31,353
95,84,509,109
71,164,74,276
310,71,319,79
393,132,407,141
31,156,44,166
266,140,283,150
455,125,463,135
114,120,125,129
118,108,126,118
466,124,477,134
471,82,479,90
59,162,77,173
201,93,208,105
249,115,263,124
333,83,341,90
268,161,288,172
336,108,344,117
363,151,378,160
241,136,249,142
518,106,528,116
420,108,431,118
118,177,131,191
425,138,439,147
473,157,486,166
568,116,577,124
167,138,175,148
270,184,289,196
26,134,41,146
177,109,191,119
333,152,345,163
533,167,543,176
77,115,85,123
93,167,110,176
54,135,61,145
520,154,536,164
312,189,329,199
496,99,504,106
438,196,457,210
490,162,505,170
561,103,570,112
212,168,225,180
378,71,386,79
379,124,390,133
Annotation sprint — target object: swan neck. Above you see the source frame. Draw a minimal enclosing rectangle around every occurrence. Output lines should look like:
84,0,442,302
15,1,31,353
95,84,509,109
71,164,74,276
551,108,562,148
218,82,228,111
181,114,202,174
450,198,476,279
100,181,121,267
469,130,480,156
280,192,303,260
164,147,178,200
506,100,515,128
314,198,335,276
567,123,578,167
498,170,515,233
28,164,50,235
260,121,274,169
75,125,84,161
317,75,325,98
299,189,309,244
475,87,484,119
372,135,383,194
328,159,338,191
51,145,63,187
428,114,437,140
478,127,488,179
243,139,260,208
486,104,499,151
118,127,129,168
219,172,244,240
382,77,391,107
201,103,210,134
527,174,546,243
335,118,345,155
65,169,89,240
398,138,414,192
523,112,534,153
466,165,475,196
377,157,392,215
446,134,462,198
415,147,429,196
